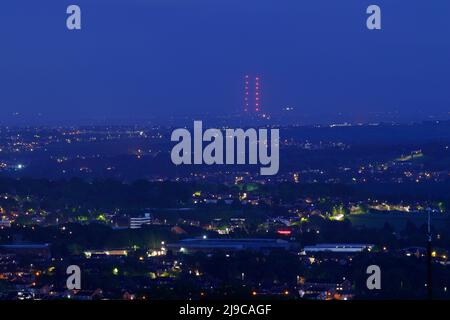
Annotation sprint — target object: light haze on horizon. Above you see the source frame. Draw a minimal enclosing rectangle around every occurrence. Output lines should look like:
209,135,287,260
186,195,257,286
0,0,449,124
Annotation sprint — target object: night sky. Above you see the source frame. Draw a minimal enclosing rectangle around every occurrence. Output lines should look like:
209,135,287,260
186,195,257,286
0,0,449,123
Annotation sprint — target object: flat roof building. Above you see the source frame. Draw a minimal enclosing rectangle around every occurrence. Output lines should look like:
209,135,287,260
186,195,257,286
130,213,152,229
302,243,374,254
167,238,290,254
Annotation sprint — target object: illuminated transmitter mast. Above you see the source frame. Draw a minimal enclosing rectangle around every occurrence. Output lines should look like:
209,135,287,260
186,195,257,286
243,74,263,114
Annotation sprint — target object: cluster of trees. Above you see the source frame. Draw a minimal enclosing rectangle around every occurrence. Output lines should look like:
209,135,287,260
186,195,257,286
0,223,179,256
0,177,193,210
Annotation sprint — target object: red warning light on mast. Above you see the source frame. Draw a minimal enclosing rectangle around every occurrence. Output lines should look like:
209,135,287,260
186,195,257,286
255,75,261,113
244,74,250,112
243,74,262,113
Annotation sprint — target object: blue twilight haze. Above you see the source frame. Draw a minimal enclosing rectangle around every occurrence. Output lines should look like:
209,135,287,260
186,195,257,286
0,0,449,124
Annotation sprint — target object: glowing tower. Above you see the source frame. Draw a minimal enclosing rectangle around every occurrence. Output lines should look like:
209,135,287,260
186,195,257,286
243,74,262,114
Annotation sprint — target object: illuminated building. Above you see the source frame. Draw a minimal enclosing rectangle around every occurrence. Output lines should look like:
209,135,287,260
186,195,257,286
129,213,152,229
167,238,290,254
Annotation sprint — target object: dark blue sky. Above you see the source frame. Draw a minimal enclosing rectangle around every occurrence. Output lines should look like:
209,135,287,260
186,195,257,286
0,1,449,123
